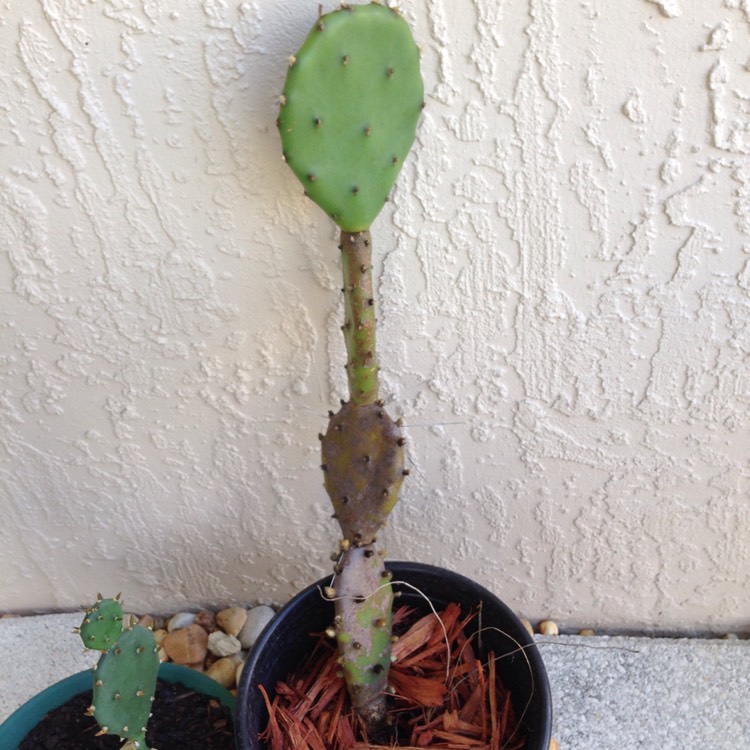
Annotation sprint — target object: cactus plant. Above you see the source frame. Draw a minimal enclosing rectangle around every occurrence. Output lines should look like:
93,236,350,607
278,1,423,738
76,594,160,750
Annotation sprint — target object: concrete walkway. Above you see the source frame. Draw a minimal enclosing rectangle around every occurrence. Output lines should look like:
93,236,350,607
1,613,748,748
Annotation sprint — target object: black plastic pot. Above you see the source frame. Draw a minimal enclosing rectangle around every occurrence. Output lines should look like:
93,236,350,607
0,662,236,750
236,561,552,749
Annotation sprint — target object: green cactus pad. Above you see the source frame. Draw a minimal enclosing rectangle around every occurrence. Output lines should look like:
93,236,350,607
338,570,392,690
279,2,423,232
333,548,393,732
322,400,405,542
91,624,159,748
80,596,124,651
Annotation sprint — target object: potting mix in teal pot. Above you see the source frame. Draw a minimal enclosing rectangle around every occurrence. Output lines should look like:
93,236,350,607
236,3,552,749
0,594,236,749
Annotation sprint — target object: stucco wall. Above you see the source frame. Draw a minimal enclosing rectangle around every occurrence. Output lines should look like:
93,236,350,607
1,0,748,633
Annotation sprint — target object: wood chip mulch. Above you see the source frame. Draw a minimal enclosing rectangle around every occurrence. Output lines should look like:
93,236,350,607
260,602,527,750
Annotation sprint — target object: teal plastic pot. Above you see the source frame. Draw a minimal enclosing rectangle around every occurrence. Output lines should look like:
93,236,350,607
236,561,552,749
0,661,236,749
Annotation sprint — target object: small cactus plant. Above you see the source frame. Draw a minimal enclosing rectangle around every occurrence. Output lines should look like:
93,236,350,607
76,593,160,750
278,1,423,738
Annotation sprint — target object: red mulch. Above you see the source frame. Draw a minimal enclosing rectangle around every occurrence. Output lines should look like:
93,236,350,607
259,603,526,750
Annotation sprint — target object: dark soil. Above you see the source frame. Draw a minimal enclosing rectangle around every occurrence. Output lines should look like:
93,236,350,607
19,679,235,750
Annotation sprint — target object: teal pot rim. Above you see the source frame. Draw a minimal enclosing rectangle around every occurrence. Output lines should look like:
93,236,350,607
0,661,236,750
236,560,552,749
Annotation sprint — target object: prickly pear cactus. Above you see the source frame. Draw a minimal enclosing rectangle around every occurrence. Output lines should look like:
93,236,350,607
278,2,423,740
89,625,159,749
79,594,125,651
78,596,159,750
322,400,405,544
278,2,423,232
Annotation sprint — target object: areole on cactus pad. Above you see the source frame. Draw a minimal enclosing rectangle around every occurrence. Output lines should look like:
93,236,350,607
278,2,423,232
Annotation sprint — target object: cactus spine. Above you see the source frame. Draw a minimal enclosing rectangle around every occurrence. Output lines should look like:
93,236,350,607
78,594,159,750
279,1,422,737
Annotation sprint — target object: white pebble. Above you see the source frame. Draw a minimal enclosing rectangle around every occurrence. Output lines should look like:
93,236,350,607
519,618,534,637
167,612,196,632
208,630,242,657
238,605,275,649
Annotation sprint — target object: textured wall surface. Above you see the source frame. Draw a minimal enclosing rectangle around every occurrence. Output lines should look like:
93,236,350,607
1,0,748,633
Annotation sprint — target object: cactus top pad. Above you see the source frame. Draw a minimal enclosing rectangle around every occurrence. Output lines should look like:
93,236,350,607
278,3,423,232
